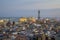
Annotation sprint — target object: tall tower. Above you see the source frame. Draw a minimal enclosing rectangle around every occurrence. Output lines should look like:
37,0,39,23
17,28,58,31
38,10,40,20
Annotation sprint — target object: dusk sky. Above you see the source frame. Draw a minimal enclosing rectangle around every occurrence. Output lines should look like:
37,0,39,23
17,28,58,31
0,0,60,17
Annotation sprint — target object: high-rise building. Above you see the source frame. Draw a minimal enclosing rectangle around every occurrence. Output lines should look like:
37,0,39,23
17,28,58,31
38,10,40,20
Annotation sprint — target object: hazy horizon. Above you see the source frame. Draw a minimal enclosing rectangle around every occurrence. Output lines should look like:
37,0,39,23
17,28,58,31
0,0,60,17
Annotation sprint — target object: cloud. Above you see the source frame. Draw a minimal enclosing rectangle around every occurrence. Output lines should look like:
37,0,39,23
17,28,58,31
19,0,60,10
1,0,60,11
14,3,60,10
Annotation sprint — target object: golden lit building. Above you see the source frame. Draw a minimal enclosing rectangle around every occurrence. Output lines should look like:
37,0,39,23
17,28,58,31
0,20,5,25
19,17,27,23
28,17,36,23
0,20,4,23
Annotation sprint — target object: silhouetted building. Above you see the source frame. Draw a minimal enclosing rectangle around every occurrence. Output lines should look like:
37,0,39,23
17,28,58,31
38,10,40,20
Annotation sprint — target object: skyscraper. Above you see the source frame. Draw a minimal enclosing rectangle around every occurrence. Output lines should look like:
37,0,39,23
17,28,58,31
38,10,40,20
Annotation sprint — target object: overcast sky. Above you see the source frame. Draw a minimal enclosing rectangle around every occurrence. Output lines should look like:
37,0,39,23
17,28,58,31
0,0,60,17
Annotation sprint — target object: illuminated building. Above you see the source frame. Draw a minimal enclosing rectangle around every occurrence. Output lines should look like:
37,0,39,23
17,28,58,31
19,17,27,23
